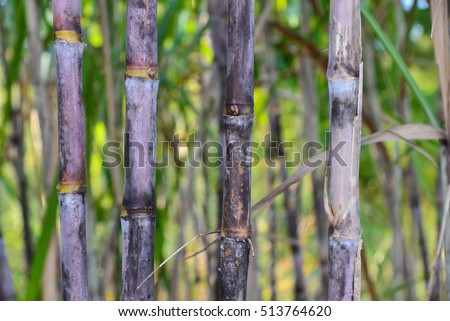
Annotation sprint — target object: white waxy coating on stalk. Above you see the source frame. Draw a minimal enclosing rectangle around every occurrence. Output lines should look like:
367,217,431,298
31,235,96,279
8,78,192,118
59,193,89,300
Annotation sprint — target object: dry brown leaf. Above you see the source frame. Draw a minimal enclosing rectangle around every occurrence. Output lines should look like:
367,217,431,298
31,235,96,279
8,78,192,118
252,152,326,212
361,124,445,144
430,0,449,135
252,124,445,212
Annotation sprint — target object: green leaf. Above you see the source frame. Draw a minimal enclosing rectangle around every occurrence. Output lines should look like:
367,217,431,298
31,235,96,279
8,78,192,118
0,0,27,167
25,174,59,301
361,5,439,128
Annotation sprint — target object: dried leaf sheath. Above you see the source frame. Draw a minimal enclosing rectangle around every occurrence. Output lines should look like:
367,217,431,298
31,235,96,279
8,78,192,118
220,0,254,301
326,0,363,301
121,0,158,301
52,0,89,301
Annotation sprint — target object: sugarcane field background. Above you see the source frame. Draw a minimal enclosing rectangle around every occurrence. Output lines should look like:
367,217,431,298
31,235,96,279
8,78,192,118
1,0,450,301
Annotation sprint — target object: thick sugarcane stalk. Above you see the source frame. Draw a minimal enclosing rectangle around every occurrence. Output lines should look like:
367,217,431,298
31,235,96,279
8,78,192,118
121,0,158,301
219,0,254,301
325,0,363,301
52,0,89,301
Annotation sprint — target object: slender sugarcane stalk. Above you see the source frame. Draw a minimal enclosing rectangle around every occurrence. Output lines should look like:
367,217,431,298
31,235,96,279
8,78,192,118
0,226,15,300
28,0,60,300
263,11,307,299
208,0,228,300
268,169,277,301
98,0,122,299
27,5,59,299
299,0,327,300
393,4,416,299
404,162,430,286
268,105,308,301
99,0,122,204
325,0,363,301
26,0,56,192
121,0,158,301
362,41,402,298
361,249,378,300
11,103,33,272
52,0,88,301
263,16,279,301
430,0,450,300
219,0,254,301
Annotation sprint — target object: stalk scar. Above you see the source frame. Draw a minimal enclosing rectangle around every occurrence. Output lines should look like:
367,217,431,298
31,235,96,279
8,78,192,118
55,30,83,43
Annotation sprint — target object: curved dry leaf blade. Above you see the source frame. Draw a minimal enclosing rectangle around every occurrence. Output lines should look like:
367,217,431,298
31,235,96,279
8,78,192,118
136,230,220,290
252,124,445,212
361,124,445,145
430,0,449,133
252,152,326,212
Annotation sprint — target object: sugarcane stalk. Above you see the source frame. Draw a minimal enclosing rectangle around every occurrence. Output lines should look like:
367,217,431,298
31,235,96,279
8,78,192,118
219,0,254,301
325,0,363,301
52,0,88,301
11,102,33,272
262,7,307,298
121,0,158,301
299,0,327,300
28,0,59,300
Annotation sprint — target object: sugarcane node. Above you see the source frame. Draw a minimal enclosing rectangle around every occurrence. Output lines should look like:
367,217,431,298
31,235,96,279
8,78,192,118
220,226,252,240
54,30,83,43
224,103,254,116
125,66,159,79
121,206,155,218
57,181,86,194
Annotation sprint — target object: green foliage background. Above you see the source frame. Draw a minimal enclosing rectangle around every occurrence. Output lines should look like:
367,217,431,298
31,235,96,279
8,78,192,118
0,0,446,300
